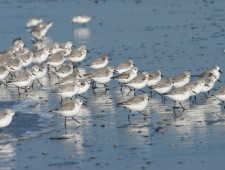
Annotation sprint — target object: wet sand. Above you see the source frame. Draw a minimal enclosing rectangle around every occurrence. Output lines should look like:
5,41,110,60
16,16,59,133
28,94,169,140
1,0,225,169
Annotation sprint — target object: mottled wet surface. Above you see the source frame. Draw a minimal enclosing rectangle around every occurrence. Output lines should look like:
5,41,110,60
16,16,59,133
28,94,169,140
1,0,225,169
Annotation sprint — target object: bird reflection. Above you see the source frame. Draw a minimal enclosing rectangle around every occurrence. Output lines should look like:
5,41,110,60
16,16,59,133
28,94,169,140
73,27,91,41
89,91,115,114
0,133,16,170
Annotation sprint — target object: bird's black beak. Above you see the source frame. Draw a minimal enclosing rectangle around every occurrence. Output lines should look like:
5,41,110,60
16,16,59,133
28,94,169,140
219,70,222,74
87,49,90,53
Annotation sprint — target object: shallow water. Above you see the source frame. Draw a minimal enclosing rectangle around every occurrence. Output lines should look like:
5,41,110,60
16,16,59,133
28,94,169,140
1,0,225,169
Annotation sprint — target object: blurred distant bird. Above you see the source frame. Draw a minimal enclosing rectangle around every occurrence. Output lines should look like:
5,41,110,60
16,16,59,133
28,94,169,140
72,15,92,25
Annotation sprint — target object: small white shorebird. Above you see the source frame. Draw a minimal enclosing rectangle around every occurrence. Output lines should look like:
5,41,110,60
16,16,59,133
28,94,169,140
57,70,81,85
55,64,73,79
66,45,89,64
54,80,81,102
30,63,48,86
33,48,52,64
214,86,225,112
117,93,149,122
8,69,38,93
0,109,15,128
50,99,83,129
18,52,33,67
59,41,73,50
124,71,149,92
151,77,173,101
114,59,134,74
84,66,114,90
147,70,162,87
200,75,217,97
47,48,71,68
172,71,191,88
30,21,53,41
26,17,43,28
200,65,222,80
165,86,193,110
112,67,138,91
0,65,9,85
86,55,109,69
77,79,91,95
183,79,205,103
5,58,22,73
72,15,92,25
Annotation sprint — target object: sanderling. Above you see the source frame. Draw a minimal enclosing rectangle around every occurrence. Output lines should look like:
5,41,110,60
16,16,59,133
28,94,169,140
18,52,33,67
57,70,81,85
49,99,83,128
1,44,21,56
147,70,162,87
8,69,37,92
66,45,88,63
26,17,43,28
47,48,71,67
151,77,173,100
36,21,53,30
117,93,148,122
214,86,225,112
30,63,47,86
6,58,22,73
200,66,222,80
0,65,9,84
55,64,73,78
35,63,48,79
59,41,73,50
112,66,138,87
72,15,92,25
33,48,52,64
78,79,91,95
124,72,149,92
30,22,53,41
0,109,15,128
54,80,80,100
172,71,191,88
165,86,192,110
14,47,29,56
84,66,114,90
12,37,25,49
214,86,225,101
86,54,109,69
114,59,134,74
200,75,217,97
49,43,64,54
184,79,205,103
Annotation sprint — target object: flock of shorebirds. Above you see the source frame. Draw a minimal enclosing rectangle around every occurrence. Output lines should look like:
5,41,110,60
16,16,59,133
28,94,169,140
0,15,225,130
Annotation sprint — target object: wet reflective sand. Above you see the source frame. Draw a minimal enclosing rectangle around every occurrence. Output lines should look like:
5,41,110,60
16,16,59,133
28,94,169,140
1,0,225,170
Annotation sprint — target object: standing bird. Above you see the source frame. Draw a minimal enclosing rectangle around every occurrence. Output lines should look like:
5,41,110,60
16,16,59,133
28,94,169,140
49,99,83,129
151,77,173,101
112,67,138,92
114,59,134,74
72,15,92,26
66,45,89,64
86,55,109,69
214,86,225,112
200,65,222,80
124,72,149,93
165,86,193,110
117,93,149,122
84,66,114,90
172,71,191,88
0,109,15,128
